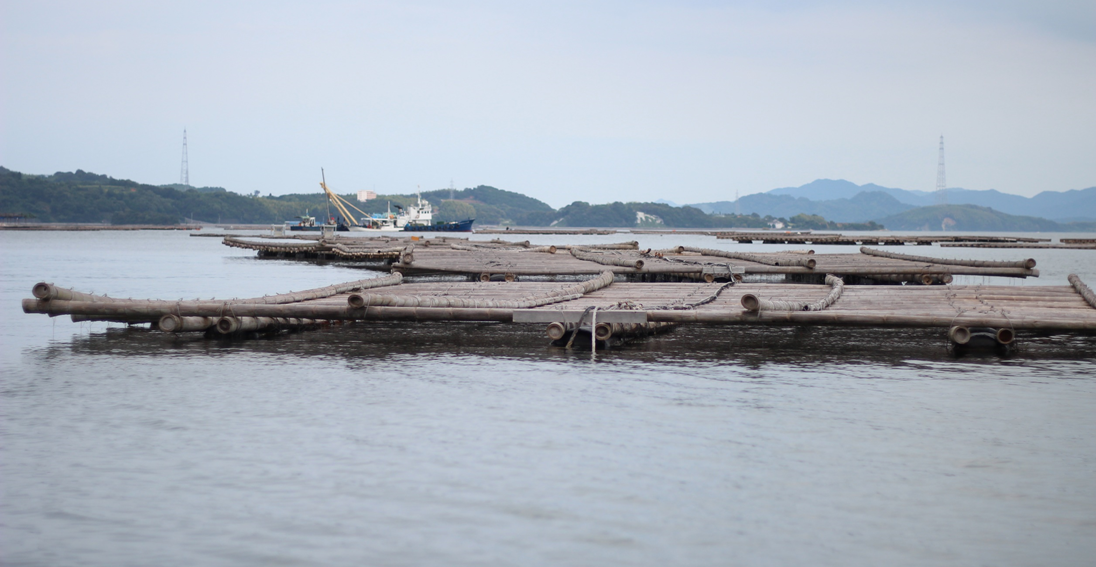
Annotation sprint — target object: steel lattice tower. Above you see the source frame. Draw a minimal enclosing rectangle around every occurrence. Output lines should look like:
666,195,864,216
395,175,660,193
180,129,189,186
935,135,946,205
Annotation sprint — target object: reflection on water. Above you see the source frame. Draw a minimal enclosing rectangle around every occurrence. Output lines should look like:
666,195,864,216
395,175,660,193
30,323,1096,369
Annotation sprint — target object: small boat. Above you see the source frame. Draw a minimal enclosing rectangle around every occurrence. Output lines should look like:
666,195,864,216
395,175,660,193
285,212,347,232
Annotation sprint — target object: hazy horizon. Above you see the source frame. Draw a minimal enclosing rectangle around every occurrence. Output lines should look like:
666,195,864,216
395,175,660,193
3,1,1094,209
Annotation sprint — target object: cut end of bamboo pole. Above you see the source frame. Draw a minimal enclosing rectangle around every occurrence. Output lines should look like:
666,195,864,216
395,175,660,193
1025,258,1037,270
216,317,240,334
594,322,613,341
479,273,491,282
805,258,817,270
32,282,54,300
949,326,971,345
996,328,1015,345
546,322,568,341
159,314,182,332
347,294,366,308
634,259,645,270
741,294,760,312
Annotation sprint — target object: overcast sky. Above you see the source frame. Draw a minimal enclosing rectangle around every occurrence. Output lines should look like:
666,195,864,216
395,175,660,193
2,1,1094,207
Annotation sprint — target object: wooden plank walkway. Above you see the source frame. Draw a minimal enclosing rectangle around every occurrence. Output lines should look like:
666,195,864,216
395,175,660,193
22,273,1096,342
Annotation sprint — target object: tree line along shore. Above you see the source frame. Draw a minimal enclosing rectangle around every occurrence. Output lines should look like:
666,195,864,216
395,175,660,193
4,166,1092,231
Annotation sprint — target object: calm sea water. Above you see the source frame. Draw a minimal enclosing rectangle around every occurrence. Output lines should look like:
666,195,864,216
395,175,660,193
2,230,1095,566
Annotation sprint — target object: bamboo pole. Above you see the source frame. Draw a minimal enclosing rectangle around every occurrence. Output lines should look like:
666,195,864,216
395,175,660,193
860,246,1037,269
571,247,644,270
1069,274,1096,309
741,275,843,312
680,246,816,269
32,283,119,303
158,315,215,332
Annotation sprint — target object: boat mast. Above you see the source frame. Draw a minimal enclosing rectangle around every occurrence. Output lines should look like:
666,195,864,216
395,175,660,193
322,169,331,224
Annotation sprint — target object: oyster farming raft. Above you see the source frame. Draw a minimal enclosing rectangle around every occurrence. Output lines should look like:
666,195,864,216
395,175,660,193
21,234,1096,350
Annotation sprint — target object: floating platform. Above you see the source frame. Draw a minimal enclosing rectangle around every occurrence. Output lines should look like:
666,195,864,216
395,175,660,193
222,236,1040,283
470,228,1053,245
21,273,1096,349
939,242,1096,250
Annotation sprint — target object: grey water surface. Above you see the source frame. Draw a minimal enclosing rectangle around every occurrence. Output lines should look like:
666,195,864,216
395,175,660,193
2,231,1095,566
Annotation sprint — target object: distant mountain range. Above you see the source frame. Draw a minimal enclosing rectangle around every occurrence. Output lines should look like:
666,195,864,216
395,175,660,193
690,179,1096,223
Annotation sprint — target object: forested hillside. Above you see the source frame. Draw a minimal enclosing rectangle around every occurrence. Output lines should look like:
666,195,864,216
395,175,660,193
1,167,878,229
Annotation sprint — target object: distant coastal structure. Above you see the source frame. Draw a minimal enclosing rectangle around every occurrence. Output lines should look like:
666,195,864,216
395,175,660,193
935,135,947,205
180,129,190,187
357,190,377,202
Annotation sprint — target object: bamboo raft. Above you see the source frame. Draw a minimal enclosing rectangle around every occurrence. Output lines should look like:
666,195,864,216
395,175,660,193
715,232,1051,245
226,235,1040,283
939,242,1096,250
21,273,1096,348
471,228,1054,245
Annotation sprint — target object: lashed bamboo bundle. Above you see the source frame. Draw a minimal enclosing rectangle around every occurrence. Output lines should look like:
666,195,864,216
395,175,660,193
329,243,405,259
741,274,843,312
346,271,614,309
679,246,816,269
1069,274,1096,309
860,246,1037,269
224,236,322,252
564,242,639,250
490,238,531,247
570,247,644,270
24,274,404,325
158,315,216,332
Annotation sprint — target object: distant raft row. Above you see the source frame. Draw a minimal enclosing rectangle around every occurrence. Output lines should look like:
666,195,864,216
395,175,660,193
473,228,1052,245
222,235,1039,284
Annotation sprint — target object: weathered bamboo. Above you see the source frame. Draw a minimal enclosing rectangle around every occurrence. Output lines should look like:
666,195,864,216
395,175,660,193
950,326,1014,346
527,246,557,254
32,283,120,303
546,321,572,340
564,242,639,250
490,238,531,247
680,246,816,269
593,321,675,341
644,309,1096,331
240,273,404,305
741,274,843,312
860,246,1037,270
1069,274,1096,309
158,315,215,332
854,274,953,285
571,247,644,270
69,314,153,323
345,271,615,310
216,316,279,334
